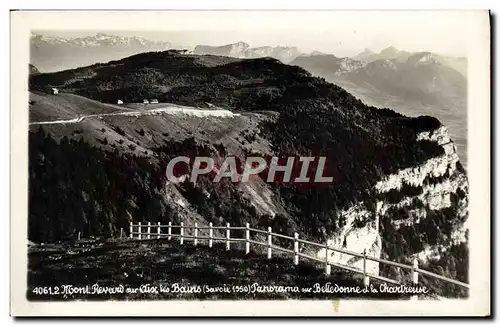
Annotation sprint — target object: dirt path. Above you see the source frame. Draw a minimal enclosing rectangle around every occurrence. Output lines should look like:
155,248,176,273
29,104,241,126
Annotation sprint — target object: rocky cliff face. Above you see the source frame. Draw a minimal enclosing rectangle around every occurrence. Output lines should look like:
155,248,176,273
318,203,382,275
318,125,468,279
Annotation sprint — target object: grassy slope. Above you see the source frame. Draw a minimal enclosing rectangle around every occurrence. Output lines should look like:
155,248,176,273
27,238,414,301
29,92,132,122
28,91,273,159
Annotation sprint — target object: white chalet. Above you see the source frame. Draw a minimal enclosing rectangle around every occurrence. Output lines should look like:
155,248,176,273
150,99,159,104
52,88,59,95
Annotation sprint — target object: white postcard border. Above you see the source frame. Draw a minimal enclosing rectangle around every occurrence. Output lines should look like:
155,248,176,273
10,10,491,316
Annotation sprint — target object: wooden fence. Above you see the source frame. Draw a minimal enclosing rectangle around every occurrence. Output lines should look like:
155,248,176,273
127,221,469,296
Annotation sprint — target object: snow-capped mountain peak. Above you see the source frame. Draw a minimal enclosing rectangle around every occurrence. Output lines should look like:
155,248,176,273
31,33,172,49
30,33,173,72
193,42,303,63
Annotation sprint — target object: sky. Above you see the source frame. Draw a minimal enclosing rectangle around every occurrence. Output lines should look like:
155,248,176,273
34,11,479,58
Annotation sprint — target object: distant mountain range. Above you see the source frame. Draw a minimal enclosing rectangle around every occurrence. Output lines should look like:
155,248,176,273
354,46,411,63
193,41,302,63
31,34,306,72
30,33,173,72
30,33,467,78
290,50,467,106
289,48,468,167
353,46,467,76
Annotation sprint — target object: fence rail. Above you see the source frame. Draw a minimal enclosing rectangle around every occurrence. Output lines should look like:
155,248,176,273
127,221,469,294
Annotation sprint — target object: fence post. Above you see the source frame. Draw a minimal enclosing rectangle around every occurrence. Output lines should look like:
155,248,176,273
194,223,198,246
129,222,133,239
157,222,161,239
267,227,272,259
209,222,213,248
180,222,184,245
411,258,419,301
324,243,331,275
120,228,123,239
294,232,299,265
168,221,172,241
138,222,142,240
226,223,230,251
147,222,151,239
245,223,250,254
363,249,370,287
78,231,81,241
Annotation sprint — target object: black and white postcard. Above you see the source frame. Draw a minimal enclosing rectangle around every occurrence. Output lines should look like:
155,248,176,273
10,10,491,316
